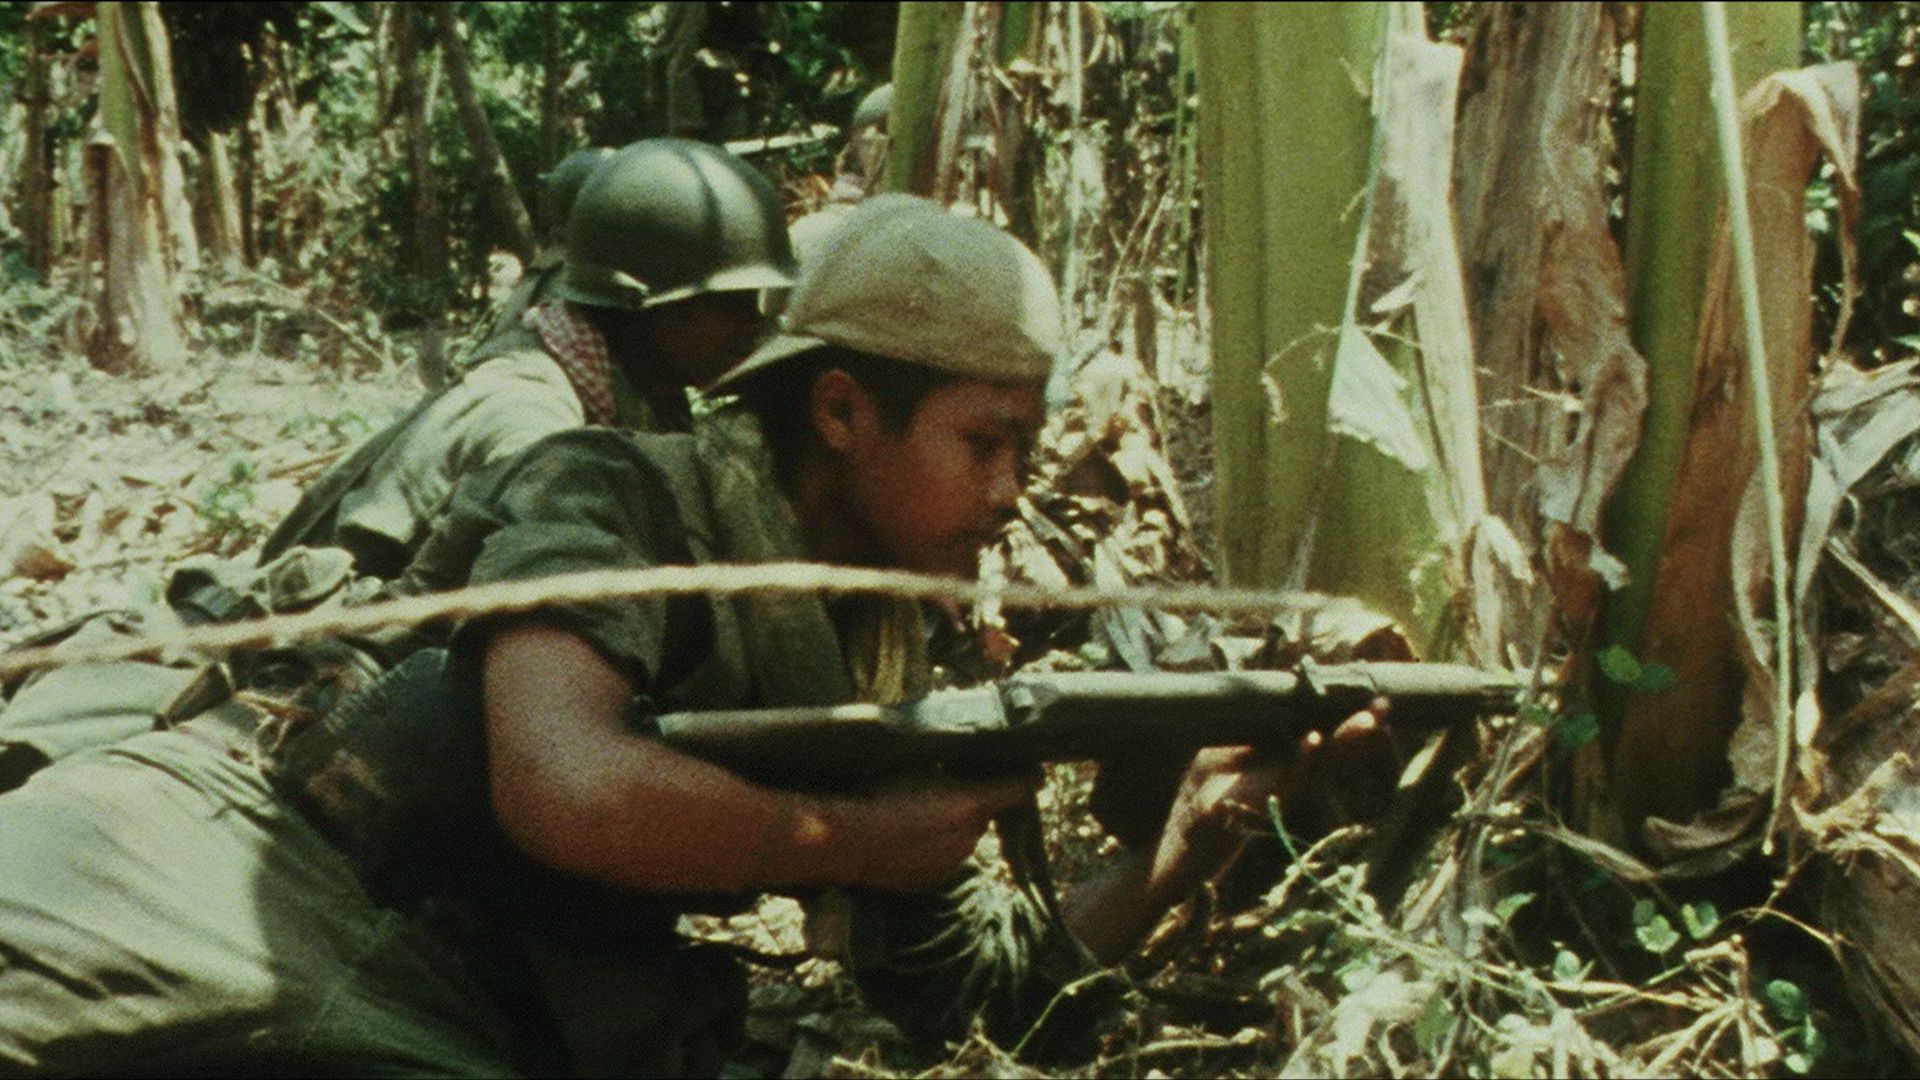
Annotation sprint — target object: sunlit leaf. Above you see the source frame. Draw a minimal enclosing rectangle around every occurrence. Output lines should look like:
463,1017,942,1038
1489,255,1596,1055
1552,948,1588,984
1494,891,1534,924
1632,898,1658,927
1682,900,1719,940
1414,990,1451,1054
1635,914,1679,954
1766,979,1809,1023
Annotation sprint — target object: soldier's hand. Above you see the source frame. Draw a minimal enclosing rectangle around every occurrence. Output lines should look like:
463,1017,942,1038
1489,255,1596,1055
1277,700,1403,837
834,770,1040,891
1152,703,1400,888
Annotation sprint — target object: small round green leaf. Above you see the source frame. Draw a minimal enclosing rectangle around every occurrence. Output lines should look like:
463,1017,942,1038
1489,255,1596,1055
1597,645,1643,685
1635,915,1679,955
1632,898,1658,927
1766,979,1809,1023
1682,900,1719,940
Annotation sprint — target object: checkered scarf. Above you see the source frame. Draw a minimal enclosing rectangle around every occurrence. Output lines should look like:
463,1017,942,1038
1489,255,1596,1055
523,300,617,425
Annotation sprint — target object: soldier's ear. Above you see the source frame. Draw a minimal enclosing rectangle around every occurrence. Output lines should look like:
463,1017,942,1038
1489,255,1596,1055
809,367,868,455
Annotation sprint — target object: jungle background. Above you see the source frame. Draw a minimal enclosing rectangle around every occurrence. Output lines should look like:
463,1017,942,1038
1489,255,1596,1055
2,1,1920,1076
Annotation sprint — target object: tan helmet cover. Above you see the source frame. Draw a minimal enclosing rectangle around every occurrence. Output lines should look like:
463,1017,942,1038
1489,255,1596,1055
713,194,1062,390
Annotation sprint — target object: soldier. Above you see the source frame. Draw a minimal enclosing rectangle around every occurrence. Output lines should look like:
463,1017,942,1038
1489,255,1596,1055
466,144,618,359
261,136,797,580
787,82,893,269
0,196,1385,1075
0,138,792,788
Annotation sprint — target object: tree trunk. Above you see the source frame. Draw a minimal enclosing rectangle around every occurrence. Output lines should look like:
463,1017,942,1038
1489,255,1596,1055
992,1,1043,247
881,1,965,196
1170,7,1198,319
1448,3,1656,838
1197,3,1496,659
237,98,256,266
1451,3,1657,654
1195,2,1382,587
927,2,992,207
372,1,395,131
1598,1,1802,833
659,1,710,137
21,17,54,280
1059,0,1085,324
196,132,244,268
432,1,536,264
80,0,196,373
394,5,449,387
539,2,562,172
395,7,448,290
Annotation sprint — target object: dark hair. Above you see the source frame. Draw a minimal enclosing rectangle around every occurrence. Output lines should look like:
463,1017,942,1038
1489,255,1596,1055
733,345,956,464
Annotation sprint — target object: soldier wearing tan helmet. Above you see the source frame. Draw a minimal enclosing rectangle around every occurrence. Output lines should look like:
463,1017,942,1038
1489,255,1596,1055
0,196,1353,1074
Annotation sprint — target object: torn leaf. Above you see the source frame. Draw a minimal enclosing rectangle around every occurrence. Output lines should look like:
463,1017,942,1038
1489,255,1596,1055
1327,323,1430,473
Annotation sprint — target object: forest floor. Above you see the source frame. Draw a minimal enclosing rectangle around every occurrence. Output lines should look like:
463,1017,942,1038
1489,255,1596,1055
0,307,418,640
0,276,1905,1078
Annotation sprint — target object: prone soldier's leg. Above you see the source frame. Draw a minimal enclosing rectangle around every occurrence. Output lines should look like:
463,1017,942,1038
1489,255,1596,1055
0,726,519,1076
0,611,200,794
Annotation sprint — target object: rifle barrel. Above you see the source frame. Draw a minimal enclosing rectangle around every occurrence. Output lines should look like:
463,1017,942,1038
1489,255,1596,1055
646,662,1519,786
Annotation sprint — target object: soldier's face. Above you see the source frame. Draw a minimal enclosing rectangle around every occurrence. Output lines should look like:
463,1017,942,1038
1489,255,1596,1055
846,379,1043,578
648,291,771,387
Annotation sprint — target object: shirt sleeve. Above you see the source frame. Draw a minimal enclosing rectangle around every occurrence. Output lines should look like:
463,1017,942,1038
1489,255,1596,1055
335,353,585,561
429,429,697,688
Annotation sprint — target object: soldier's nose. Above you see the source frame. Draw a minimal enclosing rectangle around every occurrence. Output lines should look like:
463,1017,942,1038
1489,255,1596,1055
985,469,1021,517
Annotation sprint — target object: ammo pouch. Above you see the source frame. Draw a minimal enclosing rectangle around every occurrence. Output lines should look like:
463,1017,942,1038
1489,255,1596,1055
266,647,489,907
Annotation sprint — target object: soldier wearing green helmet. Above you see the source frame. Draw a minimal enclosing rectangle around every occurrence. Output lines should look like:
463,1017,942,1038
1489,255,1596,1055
0,139,795,791
537,145,614,243
261,137,797,580
787,82,894,270
0,195,1387,1075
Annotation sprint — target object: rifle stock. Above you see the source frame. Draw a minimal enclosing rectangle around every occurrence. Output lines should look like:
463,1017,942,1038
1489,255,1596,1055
644,662,1521,787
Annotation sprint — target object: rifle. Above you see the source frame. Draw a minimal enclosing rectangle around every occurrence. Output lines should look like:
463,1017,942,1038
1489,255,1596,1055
644,661,1521,786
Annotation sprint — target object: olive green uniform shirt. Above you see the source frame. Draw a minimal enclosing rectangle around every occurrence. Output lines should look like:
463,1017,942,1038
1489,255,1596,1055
273,318,672,575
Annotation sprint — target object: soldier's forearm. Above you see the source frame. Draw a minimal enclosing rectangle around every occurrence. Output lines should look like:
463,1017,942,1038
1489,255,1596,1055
481,622,859,892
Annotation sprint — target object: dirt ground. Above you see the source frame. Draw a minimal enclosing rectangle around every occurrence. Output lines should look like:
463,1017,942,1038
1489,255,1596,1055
0,341,417,642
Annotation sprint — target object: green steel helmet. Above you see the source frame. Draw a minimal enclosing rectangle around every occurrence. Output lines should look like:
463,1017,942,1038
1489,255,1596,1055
538,146,615,240
559,138,797,310
850,83,893,135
